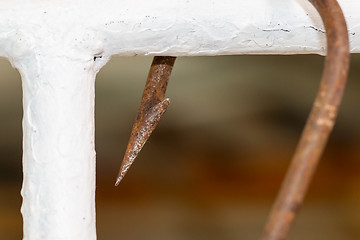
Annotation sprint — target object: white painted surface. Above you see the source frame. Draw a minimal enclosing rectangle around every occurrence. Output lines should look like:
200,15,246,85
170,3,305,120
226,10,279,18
11,46,107,239
0,0,359,59
7,20,108,238
0,0,358,239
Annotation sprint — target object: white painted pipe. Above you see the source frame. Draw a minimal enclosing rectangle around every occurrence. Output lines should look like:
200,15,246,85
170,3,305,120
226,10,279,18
0,0,358,239
12,53,107,239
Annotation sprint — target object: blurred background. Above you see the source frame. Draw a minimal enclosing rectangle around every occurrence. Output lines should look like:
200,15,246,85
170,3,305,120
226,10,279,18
0,54,359,239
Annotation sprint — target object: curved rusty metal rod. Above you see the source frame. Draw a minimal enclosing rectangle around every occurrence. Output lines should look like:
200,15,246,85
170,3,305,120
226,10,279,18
261,0,349,239
115,56,176,186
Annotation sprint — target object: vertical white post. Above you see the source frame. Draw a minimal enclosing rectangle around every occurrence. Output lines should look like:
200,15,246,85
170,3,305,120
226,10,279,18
13,54,100,239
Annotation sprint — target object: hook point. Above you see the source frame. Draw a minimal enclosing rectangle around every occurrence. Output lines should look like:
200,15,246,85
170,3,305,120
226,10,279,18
114,176,122,187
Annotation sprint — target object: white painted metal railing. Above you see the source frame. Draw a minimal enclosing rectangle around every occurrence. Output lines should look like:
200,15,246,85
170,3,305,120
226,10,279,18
0,0,358,239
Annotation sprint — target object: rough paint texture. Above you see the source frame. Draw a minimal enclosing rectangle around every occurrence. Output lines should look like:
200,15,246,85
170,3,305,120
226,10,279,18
11,51,107,239
0,0,359,59
6,14,109,239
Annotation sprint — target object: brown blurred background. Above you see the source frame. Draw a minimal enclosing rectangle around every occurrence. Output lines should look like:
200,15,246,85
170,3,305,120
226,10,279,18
0,55,359,239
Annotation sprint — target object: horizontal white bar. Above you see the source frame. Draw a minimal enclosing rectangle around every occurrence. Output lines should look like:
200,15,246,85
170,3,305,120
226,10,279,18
0,0,359,58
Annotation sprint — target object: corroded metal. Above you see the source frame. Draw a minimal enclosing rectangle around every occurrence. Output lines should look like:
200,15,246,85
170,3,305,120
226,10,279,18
261,0,350,239
116,0,350,239
115,56,176,186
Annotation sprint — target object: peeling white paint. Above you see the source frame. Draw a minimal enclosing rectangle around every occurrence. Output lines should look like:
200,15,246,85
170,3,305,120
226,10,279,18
0,0,358,239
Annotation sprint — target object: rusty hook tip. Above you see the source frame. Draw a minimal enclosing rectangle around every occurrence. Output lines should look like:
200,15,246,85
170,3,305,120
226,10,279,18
115,176,122,186
115,56,176,186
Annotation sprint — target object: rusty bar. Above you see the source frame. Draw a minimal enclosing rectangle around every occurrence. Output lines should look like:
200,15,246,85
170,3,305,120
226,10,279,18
115,56,176,185
261,0,350,239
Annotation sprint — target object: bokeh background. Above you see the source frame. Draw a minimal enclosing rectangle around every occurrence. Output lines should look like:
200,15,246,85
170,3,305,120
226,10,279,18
0,54,359,239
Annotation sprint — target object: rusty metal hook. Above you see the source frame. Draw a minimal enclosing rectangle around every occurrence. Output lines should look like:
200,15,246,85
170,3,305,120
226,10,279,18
115,56,176,186
115,0,350,238
261,0,350,239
